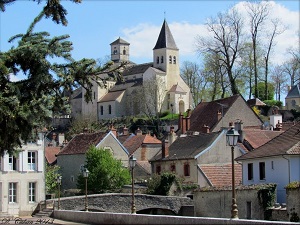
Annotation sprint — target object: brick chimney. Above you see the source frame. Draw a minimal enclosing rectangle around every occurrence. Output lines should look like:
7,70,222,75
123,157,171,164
202,125,210,133
178,113,183,133
234,120,244,142
168,126,177,145
217,110,222,121
162,139,169,159
123,125,128,135
186,109,191,131
136,127,142,135
110,125,117,137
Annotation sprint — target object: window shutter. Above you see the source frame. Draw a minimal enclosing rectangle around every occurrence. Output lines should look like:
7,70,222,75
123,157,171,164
37,150,44,172
23,150,28,171
19,151,24,172
3,153,9,171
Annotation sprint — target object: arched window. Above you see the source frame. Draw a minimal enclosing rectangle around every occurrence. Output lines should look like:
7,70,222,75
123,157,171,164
173,56,176,64
184,163,190,176
161,56,164,63
169,55,172,64
156,165,161,175
108,105,112,114
123,48,126,55
156,56,159,64
100,106,103,115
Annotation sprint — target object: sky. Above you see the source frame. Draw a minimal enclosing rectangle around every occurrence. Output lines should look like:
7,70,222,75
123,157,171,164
0,1,299,78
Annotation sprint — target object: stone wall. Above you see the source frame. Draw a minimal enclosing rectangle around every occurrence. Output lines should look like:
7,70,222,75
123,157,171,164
286,187,300,222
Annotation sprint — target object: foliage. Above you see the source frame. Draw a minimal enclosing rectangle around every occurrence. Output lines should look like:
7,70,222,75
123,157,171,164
291,109,300,120
77,146,130,193
0,7,124,155
147,172,182,196
252,82,275,101
263,100,283,108
285,181,300,189
257,183,277,220
45,164,61,194
252,106,261,116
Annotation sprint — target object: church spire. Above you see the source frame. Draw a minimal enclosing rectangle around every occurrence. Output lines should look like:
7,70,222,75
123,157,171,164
153,19,178,50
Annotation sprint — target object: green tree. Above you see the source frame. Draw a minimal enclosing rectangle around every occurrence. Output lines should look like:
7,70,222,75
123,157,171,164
45,164,61,195
253,82,275,101
0,5,123,155
147,172,181,196
77,146,131,193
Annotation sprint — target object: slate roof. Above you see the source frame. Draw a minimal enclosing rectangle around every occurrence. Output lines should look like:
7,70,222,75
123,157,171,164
123,134,161,155
189,95,240,132
237,122,300,160
98,90,124,103
153,19,178,50
57,132,108,155
111,79,143,91
150,132,221,161
122,63,153,76
110,37,130,45
137,161,151,174
200,164,242,187
286,84,300,98
247,98,266,107
45,146,60,165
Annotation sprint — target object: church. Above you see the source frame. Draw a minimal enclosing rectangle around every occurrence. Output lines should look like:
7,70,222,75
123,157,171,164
72,20,191,121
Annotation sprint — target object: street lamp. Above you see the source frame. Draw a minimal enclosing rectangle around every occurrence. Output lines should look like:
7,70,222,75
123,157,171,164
82,168,89,212
56,176,62,210
226,124,239,219
129,155,137,214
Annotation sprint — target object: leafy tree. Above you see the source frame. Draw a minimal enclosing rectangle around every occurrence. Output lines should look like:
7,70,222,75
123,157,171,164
0,6,123,155
253,82,275,101
77,146,131,193
45,164,61,194
147,172,181,196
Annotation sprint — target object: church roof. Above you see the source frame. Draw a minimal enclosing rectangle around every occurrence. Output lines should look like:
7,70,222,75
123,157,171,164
98,90,124,103
110,37,130,45
122,63,153,76
286,84,300,98
169,84,186,93
111,79,143,91
153,19,178,50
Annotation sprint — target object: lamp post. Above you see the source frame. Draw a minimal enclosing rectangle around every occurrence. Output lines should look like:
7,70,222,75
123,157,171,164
129,155,137,214
82,168,89,212
56,176,62,210
226,124,240,219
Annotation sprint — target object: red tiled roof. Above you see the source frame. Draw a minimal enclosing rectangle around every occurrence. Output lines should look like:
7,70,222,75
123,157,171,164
45,146,60,165
243,128,283,149
123,134,161,155
190,95,240,132
237,122,300,160
200,164,242,187
57,132,107,155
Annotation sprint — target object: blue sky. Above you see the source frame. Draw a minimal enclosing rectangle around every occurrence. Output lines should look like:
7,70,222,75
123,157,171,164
1,1,299,67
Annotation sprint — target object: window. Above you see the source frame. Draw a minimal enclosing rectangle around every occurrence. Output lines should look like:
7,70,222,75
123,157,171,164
170,164,176,173
100,106,103,115
28,151,36,171
8,156,17,171
246,201,252,219
292,100,296,106
123,48,126,55
70,176,74,182
156,56,159,64
173,56,176,64
108,105,112,114
93,91,96,100
271,161,274,170
184,163,190,176
169,55,172,64
29,182,35,203
156,165,161,175
247,163,253,180
113,47,117,54
161,56,164,63
259,162,265,180
9,183,17,203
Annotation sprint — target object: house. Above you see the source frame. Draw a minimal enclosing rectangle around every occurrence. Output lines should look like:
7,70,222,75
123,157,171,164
0,134,45,216
188,94,263,134
236,121,300,203
150,128,244,188
73,19,191,121
285,84,300,111
56,131,129,190
122,129,161,182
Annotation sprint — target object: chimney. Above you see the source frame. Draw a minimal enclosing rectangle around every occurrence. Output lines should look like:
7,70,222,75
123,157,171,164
178,113,183,133
235,120,244,142
136,127,142,135
186,109,191,131
58,133,64,146
168,126,177,145
217,110,222,121
202,125,210,133
109,125,117,137
123,125,128,136
162,139,169,159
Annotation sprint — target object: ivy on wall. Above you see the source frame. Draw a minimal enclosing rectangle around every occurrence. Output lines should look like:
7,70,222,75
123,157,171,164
257,183,277,220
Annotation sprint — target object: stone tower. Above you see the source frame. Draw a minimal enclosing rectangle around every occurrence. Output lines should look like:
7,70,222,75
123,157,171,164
110,37,130,63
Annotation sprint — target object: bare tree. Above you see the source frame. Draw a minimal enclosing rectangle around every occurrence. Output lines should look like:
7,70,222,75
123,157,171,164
196,8,244,95
245,1,270,98
270,65,288,101
283,47,300,86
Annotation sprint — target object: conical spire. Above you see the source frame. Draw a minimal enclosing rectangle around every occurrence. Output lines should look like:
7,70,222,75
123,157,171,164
153,20,178,50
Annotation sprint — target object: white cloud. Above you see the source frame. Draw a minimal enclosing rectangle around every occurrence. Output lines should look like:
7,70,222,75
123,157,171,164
120,1,299,65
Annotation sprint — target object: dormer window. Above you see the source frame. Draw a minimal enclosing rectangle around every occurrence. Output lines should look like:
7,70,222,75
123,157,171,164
156,56,159,64
173,56,176,64
169,56,172,64
161,56,164,63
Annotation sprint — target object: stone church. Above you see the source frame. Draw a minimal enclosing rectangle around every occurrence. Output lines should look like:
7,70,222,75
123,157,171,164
72,19,191,121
